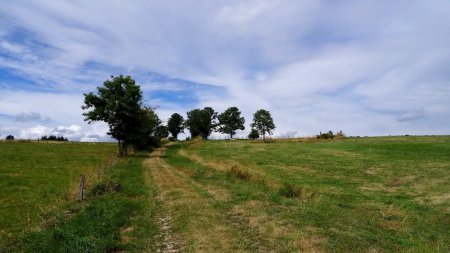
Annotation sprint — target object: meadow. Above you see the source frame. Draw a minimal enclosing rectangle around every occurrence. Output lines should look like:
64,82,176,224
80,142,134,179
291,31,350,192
0,141,121,251
157,136,450,252
0,136,449,252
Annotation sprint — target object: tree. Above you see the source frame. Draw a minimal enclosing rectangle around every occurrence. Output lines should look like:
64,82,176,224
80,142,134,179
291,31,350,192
250,109,275,142
185,107,218,139
82,75,144,156
156,125,169,139
218,106,245,139
6,135,14,140
167,113,185,140
127,106,163,150
248,129,260,140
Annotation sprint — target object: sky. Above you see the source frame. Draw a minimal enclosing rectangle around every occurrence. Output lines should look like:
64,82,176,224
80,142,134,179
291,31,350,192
0,0,449,141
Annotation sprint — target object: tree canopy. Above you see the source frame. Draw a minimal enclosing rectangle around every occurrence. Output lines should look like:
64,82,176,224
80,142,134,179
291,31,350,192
185,107,218,139
218,106,245,139
82,75,162,155
248,129,260,140
167,113,185,140
250,109,276,141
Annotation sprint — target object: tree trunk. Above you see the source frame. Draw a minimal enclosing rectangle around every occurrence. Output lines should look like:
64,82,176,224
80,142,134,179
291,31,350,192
230,133,233,139
263,133,266,142
118,139,125,157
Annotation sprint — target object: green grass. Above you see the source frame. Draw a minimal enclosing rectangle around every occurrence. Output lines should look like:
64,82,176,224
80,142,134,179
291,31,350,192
20,152,159,253
163,136,450,252
1,136,449,252
0,142,116,234
0,141,159,252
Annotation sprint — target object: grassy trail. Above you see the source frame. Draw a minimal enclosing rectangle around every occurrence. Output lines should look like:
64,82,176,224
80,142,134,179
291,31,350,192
145,147,256,252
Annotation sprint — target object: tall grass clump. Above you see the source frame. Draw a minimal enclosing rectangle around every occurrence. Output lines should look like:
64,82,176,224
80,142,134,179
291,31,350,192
228,165,252,180
279,183,314,199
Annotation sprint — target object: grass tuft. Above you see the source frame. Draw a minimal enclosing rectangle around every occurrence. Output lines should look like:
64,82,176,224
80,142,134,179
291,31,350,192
227,165,252,180
91,180,121,196
278,183,314,199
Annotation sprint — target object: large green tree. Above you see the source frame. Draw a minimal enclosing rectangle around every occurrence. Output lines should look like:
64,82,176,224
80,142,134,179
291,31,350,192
218,106,245,139
127,106,163,150
185,107,217,139
167,113,185,140
250,109,275,142
82,75,151,156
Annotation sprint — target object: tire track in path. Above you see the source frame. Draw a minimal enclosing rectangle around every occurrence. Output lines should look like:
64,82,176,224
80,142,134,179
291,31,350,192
144,147,245,252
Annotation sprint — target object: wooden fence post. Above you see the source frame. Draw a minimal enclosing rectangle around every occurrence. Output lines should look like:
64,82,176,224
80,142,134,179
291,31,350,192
79,174,85,201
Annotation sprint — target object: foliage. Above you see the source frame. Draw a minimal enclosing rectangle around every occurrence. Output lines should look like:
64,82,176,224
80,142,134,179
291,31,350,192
167,113,185,140
317,130,334,139
248,129,260,140
41,135,68,141
185,107,218,139
5,135,14,140
250,109,275,141
156,125,169,139
335,130,346,138
82,75,162,155
128,106,163,151
218,106,245,139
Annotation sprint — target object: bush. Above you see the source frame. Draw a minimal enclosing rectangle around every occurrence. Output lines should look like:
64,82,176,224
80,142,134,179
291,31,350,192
335,130,346,139
248,129,260,140
316,130,334,139
228,165,252,180
5,135,14,140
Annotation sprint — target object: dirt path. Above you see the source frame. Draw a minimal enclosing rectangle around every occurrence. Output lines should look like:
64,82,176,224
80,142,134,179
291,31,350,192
144,147,247,252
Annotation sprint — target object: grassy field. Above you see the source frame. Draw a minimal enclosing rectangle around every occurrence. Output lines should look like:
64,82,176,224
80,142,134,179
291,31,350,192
154,136,450,252
1,136,449,252
0,141,116,236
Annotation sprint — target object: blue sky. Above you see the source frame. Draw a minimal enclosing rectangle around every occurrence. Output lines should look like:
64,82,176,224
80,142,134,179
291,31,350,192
0,0,449,141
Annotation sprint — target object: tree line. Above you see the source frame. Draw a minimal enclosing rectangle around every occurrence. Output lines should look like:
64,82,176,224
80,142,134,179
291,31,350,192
82,75,276,156
40,135,69,141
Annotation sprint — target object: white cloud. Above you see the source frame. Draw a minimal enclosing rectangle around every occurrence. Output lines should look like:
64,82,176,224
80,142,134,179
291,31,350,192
18,123,111,142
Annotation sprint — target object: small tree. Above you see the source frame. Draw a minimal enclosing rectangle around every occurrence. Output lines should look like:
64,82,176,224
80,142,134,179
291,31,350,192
167,113,185,140
218,106,245,139
250,109,275,142
185,107,218,139
6,135,14,140
248,129,259,140
82,75,144,156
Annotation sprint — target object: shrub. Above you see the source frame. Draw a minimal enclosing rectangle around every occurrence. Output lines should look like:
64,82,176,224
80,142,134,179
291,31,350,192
248,129,260,140
316,130,334,139
335,130,346,139
5,135,14,140
228,165,252,180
